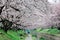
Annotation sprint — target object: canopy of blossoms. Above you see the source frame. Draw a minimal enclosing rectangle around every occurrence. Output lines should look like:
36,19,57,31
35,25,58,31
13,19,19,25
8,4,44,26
0,0,60,29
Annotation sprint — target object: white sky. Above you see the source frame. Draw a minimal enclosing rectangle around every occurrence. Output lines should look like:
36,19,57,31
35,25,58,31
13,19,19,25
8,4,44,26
48,0,60,4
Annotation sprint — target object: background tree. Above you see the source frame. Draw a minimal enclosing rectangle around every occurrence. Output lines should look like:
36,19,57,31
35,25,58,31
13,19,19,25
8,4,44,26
0,0,60,33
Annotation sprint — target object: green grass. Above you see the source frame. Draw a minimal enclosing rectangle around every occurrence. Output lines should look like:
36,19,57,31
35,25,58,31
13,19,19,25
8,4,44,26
0,34,11,40
0,29,26,40
0,28,60,40
35,28,60,34
0,30,11,40
32,28,60,40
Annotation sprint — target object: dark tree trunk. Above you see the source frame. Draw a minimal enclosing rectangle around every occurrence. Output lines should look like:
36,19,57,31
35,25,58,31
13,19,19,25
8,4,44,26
3,26,8,33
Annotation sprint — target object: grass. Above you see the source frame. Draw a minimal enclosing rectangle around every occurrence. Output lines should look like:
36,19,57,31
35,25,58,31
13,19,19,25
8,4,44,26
0,29,26,40
0,28,60,40
0,30,11,40
0,34,11,40
32,28,60,40
35,28,60,34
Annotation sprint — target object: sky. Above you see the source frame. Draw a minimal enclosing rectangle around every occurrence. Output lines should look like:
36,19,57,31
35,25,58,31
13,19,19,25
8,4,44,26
48,0,60,4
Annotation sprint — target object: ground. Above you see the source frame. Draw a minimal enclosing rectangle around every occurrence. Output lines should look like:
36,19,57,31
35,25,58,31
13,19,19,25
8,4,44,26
0,28,60,40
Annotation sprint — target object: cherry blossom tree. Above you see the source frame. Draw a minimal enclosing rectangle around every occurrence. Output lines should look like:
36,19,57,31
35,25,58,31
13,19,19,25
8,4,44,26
0,0,60,33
